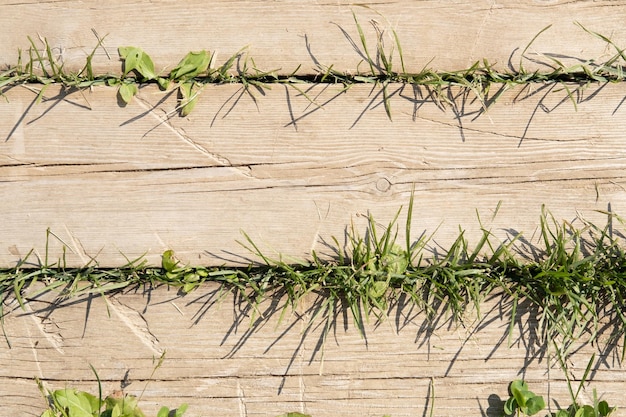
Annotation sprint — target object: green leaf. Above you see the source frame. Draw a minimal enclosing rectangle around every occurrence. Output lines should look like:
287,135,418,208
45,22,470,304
162,250,179,272
510,380,530,407
598,400,613,416
170,51,211,81
118,46,156,80
53,389,100,417
105,394,145,417
156,406,170,417
503,397,517,415
118,83,138,104
178,81,200,116
580,405,596,417
524,395,546,416
368,281,388,299
174,403,188,417
157,77,171,90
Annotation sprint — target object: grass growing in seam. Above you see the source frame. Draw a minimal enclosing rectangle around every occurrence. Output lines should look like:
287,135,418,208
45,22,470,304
1,196,626,358
3,18,626,117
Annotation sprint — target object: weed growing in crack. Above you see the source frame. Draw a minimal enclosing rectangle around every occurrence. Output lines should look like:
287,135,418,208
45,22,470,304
499,346,617,416
37,352,189,417
2,196,626,358
3,19,626,117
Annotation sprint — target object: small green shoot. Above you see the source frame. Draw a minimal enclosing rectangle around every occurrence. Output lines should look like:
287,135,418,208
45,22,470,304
502,380,546,416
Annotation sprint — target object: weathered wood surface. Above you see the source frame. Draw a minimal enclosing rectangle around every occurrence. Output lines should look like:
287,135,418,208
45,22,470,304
3,1,626,76
2,82,626,267
0,284,623,416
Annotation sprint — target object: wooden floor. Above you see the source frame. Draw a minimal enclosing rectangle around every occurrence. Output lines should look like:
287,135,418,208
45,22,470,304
2,82,626,267
3,0,626,76
3,1,626,267
2,2,626,416
1,284,624,417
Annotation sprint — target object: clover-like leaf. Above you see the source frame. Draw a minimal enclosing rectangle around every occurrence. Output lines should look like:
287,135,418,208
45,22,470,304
524,395,546,416
598,400,614,416
510,380,530,407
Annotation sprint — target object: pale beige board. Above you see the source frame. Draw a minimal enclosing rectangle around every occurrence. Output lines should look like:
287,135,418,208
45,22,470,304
0,284,623,416
2,82,626,267
3,1,626,76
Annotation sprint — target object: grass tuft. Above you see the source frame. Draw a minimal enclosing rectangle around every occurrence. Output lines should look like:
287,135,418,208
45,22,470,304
2,195,625,359
3,21,626,117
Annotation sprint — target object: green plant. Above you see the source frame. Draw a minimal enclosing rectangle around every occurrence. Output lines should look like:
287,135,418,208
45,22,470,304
3,199,626,357
548,350,616,417
502,380,546,416
4,20,626,118
499,349,616,417
37,354,188,417
38,386,187,417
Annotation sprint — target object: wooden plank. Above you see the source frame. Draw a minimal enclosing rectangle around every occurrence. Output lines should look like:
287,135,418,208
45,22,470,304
2,82,626,267
3,1,626,76
1,285,623,416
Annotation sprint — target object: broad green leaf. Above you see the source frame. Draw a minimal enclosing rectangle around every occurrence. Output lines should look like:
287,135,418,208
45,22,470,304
524,395,546,416
598,400,613,416
368,281,388,299
118,46,156,80
110,403,122,417
136,53,157,80
105,394,145,417
119,47,140,76
580,405,596,417
53,389,99,417
40,410,56,417
170,51,211,80
118,83,138,104
510,380,530,407
162,250,179,272
118,46,134,60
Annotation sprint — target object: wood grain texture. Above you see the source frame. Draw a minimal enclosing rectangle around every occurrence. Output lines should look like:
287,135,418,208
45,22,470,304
2,82,626,267
0,284,623,416
3,1,626,76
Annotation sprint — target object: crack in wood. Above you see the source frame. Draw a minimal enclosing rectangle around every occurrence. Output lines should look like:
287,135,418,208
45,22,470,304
108,297,164,355
133,96,254,179
24,302,65,355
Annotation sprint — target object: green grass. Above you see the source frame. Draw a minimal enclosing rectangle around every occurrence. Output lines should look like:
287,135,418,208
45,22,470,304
2,196,625,360
2,18,626,117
